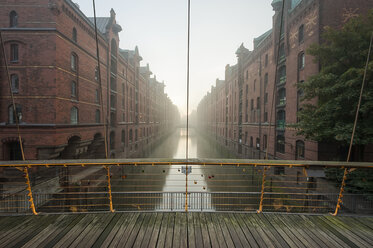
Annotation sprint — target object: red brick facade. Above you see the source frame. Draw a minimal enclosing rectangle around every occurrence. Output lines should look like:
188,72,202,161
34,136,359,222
197,0,373,161
0,0,180,160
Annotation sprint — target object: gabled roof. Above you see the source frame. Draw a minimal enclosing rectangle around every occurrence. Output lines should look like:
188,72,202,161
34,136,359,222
87,17,110,34
253,29,272,49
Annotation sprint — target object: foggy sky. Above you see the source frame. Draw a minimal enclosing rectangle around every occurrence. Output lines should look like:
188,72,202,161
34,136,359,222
74,0,274,116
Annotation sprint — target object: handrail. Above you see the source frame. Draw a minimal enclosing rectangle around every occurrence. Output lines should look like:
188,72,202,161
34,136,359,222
0,158,371,168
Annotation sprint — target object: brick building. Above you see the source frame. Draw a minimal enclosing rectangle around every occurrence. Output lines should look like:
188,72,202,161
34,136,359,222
197,0,373,161
0,0,180,160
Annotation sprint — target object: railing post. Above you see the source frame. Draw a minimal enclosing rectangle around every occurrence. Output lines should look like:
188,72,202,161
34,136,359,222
23,167,38,215
257,166,268,213
332,167,349,216
105,166,115,212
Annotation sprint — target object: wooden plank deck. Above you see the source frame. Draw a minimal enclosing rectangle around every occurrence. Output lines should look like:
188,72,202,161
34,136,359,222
0,213,372,248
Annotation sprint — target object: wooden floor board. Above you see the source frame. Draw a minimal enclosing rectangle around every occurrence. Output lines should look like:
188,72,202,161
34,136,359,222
0,212,372,247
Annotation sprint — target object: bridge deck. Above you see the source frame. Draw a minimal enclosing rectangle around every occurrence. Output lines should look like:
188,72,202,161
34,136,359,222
0,212,372,247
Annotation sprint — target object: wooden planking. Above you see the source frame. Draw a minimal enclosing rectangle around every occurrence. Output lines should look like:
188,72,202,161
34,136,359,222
21,214,78,248
155,212,170,247
147,213,164,248
53,214,96,248
164,212,175,248
0,212,372,247
187,213,196,248
192,212,204,247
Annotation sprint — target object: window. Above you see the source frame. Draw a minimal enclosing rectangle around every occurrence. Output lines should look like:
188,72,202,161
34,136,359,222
298,25,304,44
95,66,99,81
264,73,268,89
9,11,18,28
276,134,285,153
110,131,115,149
71,53,77,71
279,43,285,59
254,79,256,92
250,136,253,147
11,74,19,93
121,130,125,145
263,135,267,150
72,27,77,42
256,138,260,150
296,140,305,159
256,97,260,109
264,112,268,122
298,52,305,70
10,44,18,62
8,104,22,124
265,54,268,67
70,107,78,124
129,129,133,142
245,70,248,80
95,109,100,123
278,88,286,105
135,129,138,141
71,81,76,97
250,99,254,110
95,89,100,103
264,93,268,104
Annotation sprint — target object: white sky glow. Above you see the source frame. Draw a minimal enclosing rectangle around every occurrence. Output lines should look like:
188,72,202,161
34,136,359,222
75,0,274,116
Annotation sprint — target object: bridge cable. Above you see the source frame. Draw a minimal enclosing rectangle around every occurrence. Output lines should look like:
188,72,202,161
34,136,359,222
258,0,286,214
0,31,38,215
185,0,191,212
333,31,373,216
92,0,114,212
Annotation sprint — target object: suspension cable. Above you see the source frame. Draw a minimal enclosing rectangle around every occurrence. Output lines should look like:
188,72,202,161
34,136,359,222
92,0,109,159
0,30,38,215
333,31,373,216
92,0,114,212
185,0,191,212
0,31,26,161
265,0,286,161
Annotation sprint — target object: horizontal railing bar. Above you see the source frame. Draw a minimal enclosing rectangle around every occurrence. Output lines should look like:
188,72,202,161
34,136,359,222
0,158,371,168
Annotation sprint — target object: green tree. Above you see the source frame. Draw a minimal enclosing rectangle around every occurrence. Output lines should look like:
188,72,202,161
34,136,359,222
296,10,373,161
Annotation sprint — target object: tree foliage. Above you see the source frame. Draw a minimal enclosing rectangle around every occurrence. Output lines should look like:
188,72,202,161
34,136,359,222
296,11,373,146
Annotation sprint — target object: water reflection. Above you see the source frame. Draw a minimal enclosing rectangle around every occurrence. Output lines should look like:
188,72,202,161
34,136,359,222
149,128,230,210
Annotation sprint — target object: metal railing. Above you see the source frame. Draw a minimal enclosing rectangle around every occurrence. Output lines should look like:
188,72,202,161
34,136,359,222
0,159,372,215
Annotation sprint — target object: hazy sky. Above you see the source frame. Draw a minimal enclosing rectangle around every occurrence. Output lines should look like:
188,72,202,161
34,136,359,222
75,0,274,116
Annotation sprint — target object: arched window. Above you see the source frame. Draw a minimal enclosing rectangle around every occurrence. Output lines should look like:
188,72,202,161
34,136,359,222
298,52,305,70
70,107,78,124
9,11,18,28
10,44,18,62
8,104,22,124
11,74,19,93
72,27,77,42
71,53,78,71
95,109,100,123
135,129,138,141
298,25,304,44
296,140,305,159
